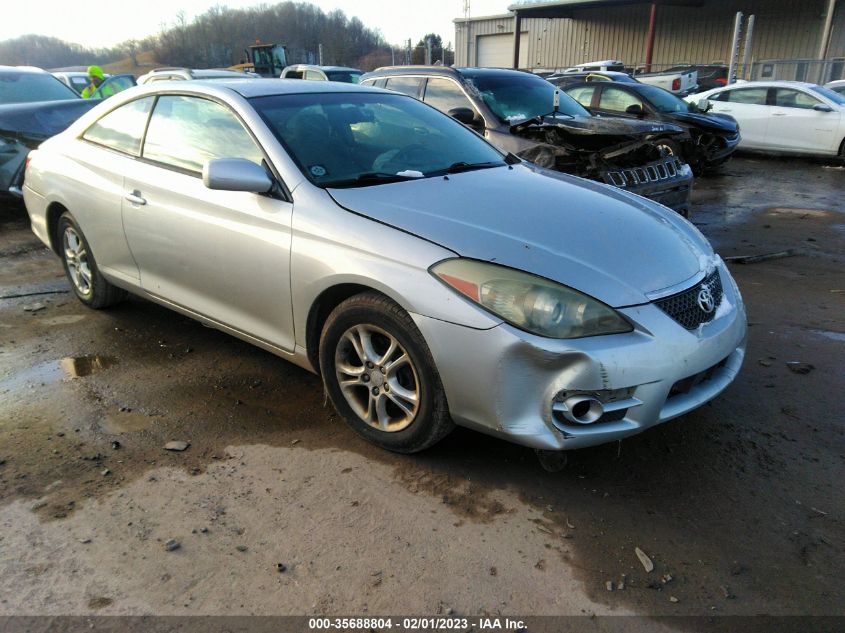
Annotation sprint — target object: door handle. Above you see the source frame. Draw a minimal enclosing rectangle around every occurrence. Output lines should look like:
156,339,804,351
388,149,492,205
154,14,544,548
124,191,146,205
772,112,787,116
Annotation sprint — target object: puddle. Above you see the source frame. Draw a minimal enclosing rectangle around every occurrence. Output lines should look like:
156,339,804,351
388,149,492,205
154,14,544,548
39,315,87,326
59,355,115,378
0,356,116,393
101,410,158,433
811,329,845,343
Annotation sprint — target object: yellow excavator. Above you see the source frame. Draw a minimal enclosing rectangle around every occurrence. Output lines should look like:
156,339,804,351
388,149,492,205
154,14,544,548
229,41,288,77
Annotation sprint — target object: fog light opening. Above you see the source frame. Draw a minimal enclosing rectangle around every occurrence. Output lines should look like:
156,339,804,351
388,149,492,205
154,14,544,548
563,395,604,425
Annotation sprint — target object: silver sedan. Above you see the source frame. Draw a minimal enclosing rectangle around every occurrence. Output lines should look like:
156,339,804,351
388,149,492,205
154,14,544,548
23,79,747,456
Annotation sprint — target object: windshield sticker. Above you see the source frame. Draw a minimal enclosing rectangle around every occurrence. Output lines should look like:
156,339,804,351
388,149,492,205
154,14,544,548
310,165,327,177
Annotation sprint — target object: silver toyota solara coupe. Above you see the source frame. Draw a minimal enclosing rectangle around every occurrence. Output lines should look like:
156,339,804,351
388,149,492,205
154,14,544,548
23,79,747,456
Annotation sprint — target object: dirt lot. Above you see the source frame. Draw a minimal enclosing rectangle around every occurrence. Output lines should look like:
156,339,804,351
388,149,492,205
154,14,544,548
0,156,843,629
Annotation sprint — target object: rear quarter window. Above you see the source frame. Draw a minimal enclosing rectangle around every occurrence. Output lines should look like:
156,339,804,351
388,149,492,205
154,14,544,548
82,97,155,156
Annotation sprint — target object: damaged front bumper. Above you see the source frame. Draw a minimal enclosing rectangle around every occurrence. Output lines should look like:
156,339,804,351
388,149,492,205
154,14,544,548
601,155,693,215
413,261,746,451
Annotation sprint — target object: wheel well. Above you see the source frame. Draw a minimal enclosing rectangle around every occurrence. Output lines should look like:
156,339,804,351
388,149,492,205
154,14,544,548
45,202,69,254
305,283,381,375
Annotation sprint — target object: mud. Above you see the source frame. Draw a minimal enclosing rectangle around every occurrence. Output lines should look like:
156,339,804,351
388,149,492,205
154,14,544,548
0,155,843,624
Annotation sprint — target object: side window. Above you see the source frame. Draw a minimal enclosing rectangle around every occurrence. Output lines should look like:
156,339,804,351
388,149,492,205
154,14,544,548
598,86,642,112
305,70,325,81
422,78,474,113
384,77,422,97
567,85,596,108
143,95,265,173
82,96,154,156
285,70,304,79
725,88,769,105
774,88,819,109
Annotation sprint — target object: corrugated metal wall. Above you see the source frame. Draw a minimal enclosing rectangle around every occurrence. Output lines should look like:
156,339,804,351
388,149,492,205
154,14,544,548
454,0,844,69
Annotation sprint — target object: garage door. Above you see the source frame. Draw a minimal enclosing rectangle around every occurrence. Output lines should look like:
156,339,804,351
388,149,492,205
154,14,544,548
477,33,529,68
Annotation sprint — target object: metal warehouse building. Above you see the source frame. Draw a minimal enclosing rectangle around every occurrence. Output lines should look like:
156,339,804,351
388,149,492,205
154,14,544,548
453,0,844,75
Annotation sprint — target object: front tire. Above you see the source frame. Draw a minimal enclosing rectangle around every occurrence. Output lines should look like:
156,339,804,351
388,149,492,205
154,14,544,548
57,212,126,309
319,292,453,453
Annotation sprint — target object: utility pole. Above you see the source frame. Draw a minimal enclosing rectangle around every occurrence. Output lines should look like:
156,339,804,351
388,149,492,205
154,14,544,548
318,43,323,65
727,11,743,85
741,15,755,80
425,36,432,65
464,0,471,66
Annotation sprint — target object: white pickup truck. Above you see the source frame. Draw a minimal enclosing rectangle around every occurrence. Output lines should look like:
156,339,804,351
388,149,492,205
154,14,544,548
560,60,698,95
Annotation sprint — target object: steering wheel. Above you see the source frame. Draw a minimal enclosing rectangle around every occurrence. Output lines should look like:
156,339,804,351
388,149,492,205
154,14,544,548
373,143,435,173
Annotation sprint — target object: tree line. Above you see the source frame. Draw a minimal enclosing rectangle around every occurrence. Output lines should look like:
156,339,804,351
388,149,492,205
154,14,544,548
0,2,454,72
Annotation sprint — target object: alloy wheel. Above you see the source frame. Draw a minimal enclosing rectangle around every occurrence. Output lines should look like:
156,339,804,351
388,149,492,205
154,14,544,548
334,324,420,432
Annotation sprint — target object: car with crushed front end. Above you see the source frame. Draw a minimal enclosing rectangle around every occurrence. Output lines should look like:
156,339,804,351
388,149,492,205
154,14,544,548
23,79,747,463
361,66,695,216
0,66,135,198
563,80,741,173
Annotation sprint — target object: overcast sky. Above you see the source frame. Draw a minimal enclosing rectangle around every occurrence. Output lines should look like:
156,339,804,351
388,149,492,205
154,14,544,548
1,0,516,49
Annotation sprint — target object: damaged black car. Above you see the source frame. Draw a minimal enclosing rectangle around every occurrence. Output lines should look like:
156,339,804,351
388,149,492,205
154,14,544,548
361,67,694,215
563,80,740,174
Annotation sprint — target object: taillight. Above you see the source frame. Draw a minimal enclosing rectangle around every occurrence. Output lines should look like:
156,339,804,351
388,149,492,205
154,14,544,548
25,154,33,171
716,78,727,86
672,78,681,91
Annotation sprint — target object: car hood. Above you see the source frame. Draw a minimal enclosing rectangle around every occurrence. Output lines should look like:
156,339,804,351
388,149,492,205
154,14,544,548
0,99,98,141
512,113,684,138
328,165,713,307
0,99,98,193
669,111,738,134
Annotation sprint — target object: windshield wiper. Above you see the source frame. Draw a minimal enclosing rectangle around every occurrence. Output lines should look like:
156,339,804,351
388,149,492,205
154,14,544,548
438,161,504,175
323,172,421,188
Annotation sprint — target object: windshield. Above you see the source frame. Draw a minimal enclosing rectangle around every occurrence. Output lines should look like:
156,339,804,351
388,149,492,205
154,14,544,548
635,84,694,113
466,73,590,123
252,92,507,188
326,71,362,84
0,71,79,104
809,85,845,107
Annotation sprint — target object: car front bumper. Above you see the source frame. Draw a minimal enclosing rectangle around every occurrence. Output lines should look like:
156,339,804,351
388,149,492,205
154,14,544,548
601,156,693,216
413,262,746,451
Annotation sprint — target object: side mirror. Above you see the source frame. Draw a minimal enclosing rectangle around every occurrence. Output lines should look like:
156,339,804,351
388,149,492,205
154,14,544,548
447,107,479,126
625,104,644,116
813,103,833,112
203,158,273,193
697,98,712,112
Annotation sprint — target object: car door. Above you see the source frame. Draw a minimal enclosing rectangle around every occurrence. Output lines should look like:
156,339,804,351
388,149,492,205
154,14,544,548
768,87,840,154
64,96,156,284
421,77,483,129
122,94,296,351
593,85,645,117
708,87,771,149
565,84,598,110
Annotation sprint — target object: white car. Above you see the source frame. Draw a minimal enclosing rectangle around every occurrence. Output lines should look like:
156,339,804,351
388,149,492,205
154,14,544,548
686,81,845,158
825,79,845,97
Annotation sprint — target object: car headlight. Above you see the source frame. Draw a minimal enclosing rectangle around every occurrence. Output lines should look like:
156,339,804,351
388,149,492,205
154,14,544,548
430,259,633,339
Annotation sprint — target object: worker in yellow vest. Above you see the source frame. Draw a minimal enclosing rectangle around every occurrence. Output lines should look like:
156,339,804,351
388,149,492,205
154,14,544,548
81,66,115,99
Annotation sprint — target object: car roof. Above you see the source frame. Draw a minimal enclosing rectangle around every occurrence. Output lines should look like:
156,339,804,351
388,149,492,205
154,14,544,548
133,77,382,98
711,80,819,90
0,65,49,74
365,66,532,80
284,64,361,72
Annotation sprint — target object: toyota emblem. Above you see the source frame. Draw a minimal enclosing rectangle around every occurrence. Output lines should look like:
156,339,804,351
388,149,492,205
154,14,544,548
697,287,716,314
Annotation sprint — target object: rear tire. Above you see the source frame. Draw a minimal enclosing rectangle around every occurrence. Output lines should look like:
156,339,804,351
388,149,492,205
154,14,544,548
319,292,453,453
57,212,126,309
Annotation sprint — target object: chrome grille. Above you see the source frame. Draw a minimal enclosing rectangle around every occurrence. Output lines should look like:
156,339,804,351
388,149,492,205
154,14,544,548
604,156,685,188
655,270,723,330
